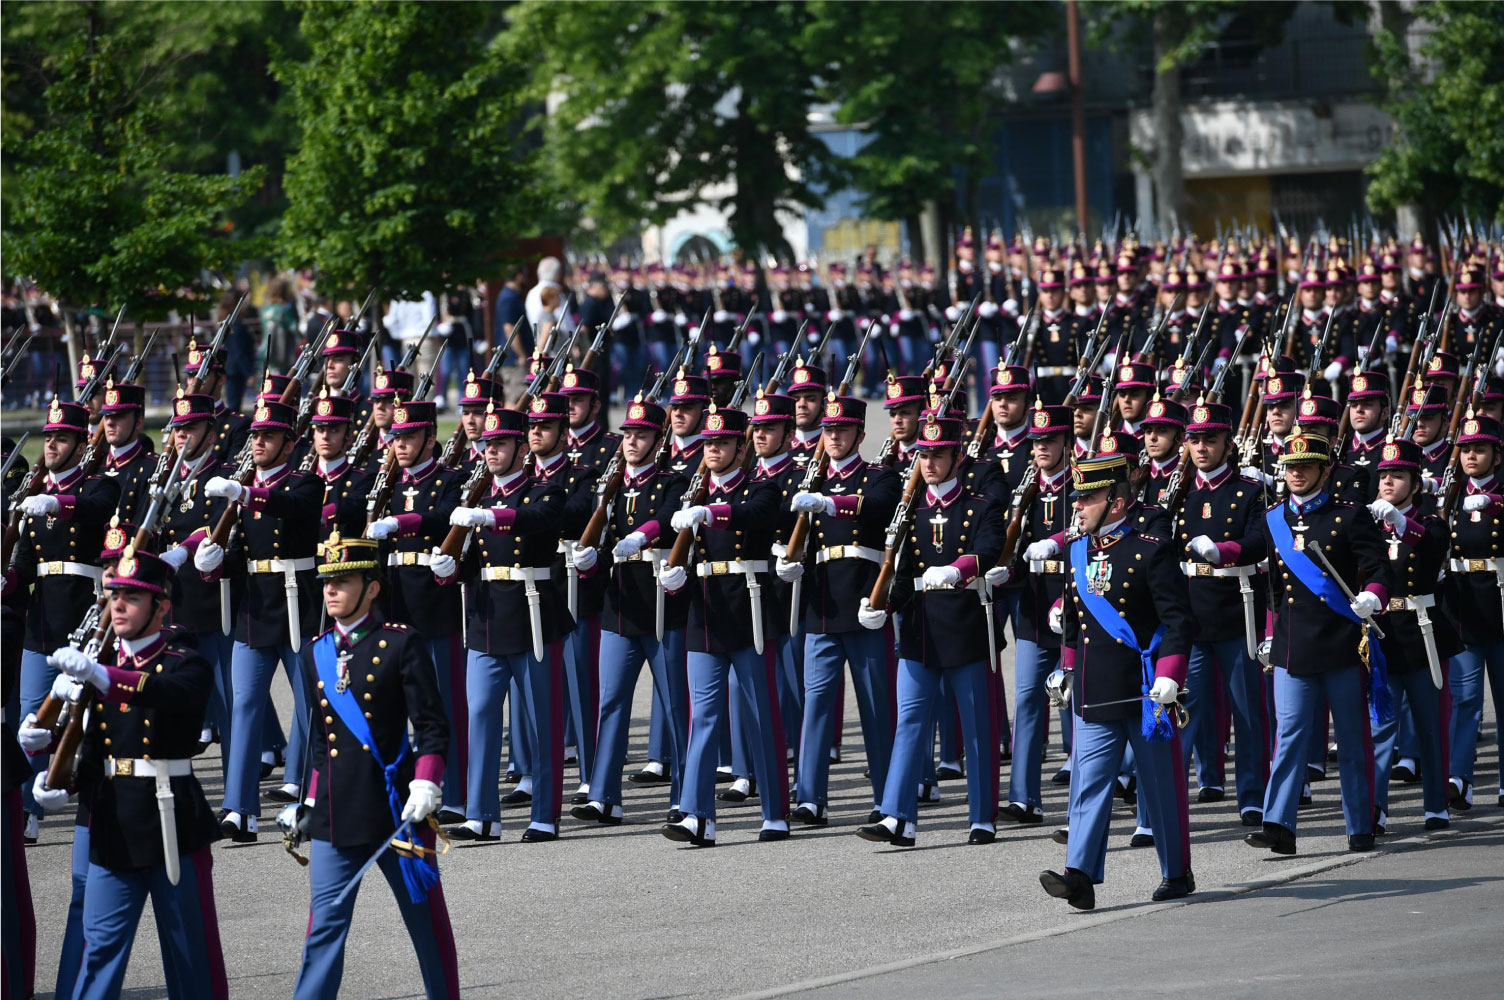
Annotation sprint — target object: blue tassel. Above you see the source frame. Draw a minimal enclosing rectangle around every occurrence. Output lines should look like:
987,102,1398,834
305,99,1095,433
1365,626,1395,727
1139,686,1174,743
399,852,440,905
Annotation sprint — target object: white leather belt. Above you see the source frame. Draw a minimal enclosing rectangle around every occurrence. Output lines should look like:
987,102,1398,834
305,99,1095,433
1036,365,1075,377
1029,558,1066,575
248,557,315,574
481,566,547,583
1387,593,1436,612
387,552,434,568
1449,558,1501,573
1180,561,1255,579
696,560,769,577
619,548,670,564
912,576,983,592
106,757,192,779
36,561,104,582
815,544,882,565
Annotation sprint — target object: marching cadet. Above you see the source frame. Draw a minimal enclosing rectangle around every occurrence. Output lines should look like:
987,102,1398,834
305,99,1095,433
786,358,828,470
1367,436,1459,832
451,369,505,469
561,365,620,475
880,372,929,467
433,404,570,842
1342,370,1392,470
1203,431,1392,855
855,413,1003,846
1407,383,1453,483
181,339,250,465
194,397,322,842
777,393,901,826
1179,400,1270,823
1246,371,1303,484
303,388,373,540
1039,451,1195,909
704,343,743,408
98,378,155,520
1296,390,1375,502
362,365,416,472
1030,267,1080,403
573,396,692,827
983,363,1035,494
34,547,227,1000
1112,361,1157,439
1444,413,1504,811
321,328,374,428
662,404,791,846
8,397,120,837
1452,262,1500,353
1070,376,1105,459
288,532,457,999
1139,396,1187,505
524,391,602,805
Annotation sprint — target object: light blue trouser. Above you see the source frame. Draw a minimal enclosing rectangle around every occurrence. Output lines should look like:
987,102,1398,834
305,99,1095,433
1008,639,1060,809
195,632,234,783
224,641,306,816
426,635,468,808
588,629,689,808
74,849,226,1000
1374,666,1450,817
880,659,995,826
561,615,601,786
18,648,55,815
56,824,90,1000
1065,714,1190,883
1264,665,1374,835
681,647,789,824
465,646,562,827
797,629,894,808
1450,640,1504,791
1185,637,1270,812
775,630,804,758
294,834,459,1000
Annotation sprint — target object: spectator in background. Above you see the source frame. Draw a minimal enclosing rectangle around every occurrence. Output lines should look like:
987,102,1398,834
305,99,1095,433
494,265,527,363
383,291,440,397
438,287,479,408
220,289,257,412
525,256,575,340
260,276,300,371
578,271,629,400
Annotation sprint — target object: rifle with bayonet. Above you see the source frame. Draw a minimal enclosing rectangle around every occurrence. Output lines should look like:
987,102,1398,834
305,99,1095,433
438,319,523,470
186,294,248,395
347,316,436,471
1134,291,1184,365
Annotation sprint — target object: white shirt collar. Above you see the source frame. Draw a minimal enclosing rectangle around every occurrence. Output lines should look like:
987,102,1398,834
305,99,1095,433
1094,516,1126,538
403,456,436,478
926,476,961,503
256,462,288,483
493,466,527,491
318,456,347,476
794,427,821,445
120,631,162,656
626,462,655,479
710,467,743,490
536,449,566,473
672,432,701,450
335,612,372,637
830,451,863,475
568,420,599,444
109,440,140,460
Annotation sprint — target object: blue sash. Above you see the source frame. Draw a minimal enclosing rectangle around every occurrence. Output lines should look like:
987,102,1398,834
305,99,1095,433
312,632,439,903
1069,536,1172,741
1264,505,1392,725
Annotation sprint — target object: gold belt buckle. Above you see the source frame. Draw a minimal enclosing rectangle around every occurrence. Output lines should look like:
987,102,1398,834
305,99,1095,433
250,559,269,573
1044,559,1061,574
828,546,846,559
1193,563,1212,577
1387,597,1406,612
710,561,729,576
115,758,133,777
1468,559,1489,572
43,561,61,575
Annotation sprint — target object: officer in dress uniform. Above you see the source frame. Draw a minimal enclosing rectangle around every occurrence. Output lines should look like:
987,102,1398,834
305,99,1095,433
8,397,120,836
1039,452,1195,909
434,404,570,842
572,397,693,827
97,378,155,521
289,533,457,999
1367,436,1460,832
181,339,250,465
192,398,322,842
661,404,790,846
1179,401,1270,823
776,394,900,826
1209,431,1393,855
854,414,1003,846
1444,413,1504,811
34,548,227,1000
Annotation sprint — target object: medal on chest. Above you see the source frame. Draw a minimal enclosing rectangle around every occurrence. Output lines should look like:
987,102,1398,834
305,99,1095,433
1087,550,1112,595
1388,537,1401,561
181,481,197,513
1001,455,1011,476
402,485,419,512
1293,516,1309,551
622,487,641,518
929,510,947,550
1048,324,1060,343
335,647,353,694
1201,502,1212,519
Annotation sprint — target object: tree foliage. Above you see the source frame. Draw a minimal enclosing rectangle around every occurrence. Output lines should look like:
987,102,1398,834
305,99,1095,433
273,1,536,299
1366,1,1504,220
2,1,265,317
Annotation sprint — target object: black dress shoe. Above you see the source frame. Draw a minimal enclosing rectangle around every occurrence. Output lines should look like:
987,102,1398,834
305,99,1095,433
1152,869,1195,902
758,827,791,842
1116,776,1137,807
1347,833,1375,852
436,807,466,825
259,761,274,781
855,820,914,847
570,803,623,826
717,779,757,803
628,765,669,785
220,815,257,844
1039,868,1095,910
1299,783,1313,807
660,817,714,847
967,828,997,845
264,786,298,804
1245,822,1297,855
789,804,829,826
1424,816,1450,830
1390,762,1418,783
714,768,736,784
570,791,590,805
867,809,883,824
1197,787,1225,804
1448,779,1473,812
1050,827,1069,845
1128,832,1155,848
1000,802,1043,824
999,748,1012,765
936,763,965,781
1307,763,1328,782
1050,767,1071,786
665,808,685,824
447,821,501,842
503,770,522,785
500,788,533,807
1241,810,1263,827
520,827,558,843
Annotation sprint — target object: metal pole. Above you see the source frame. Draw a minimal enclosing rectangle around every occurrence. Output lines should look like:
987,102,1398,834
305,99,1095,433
1067,0,1089,235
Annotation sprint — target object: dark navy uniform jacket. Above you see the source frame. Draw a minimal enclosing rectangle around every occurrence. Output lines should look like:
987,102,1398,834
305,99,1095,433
793,455,900,635
368,458,465,638
1016,467,1071,648
682,470,777,655
1377,503,1461,672
753,453,802,641
1445,476,1504,646
12,466,119,652
162,452,242,635
533,451,604,622
102,437,155,522
210,465,322,648
599,465,689,638
1174,466,1268,644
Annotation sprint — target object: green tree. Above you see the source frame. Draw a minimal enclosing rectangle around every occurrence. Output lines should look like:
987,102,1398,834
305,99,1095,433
505,0,839,261
1366,1,1504,221
273,0,535,299
3,1,265,318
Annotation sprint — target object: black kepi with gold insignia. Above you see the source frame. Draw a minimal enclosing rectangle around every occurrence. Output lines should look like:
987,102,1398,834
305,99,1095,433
1071,452,1131,498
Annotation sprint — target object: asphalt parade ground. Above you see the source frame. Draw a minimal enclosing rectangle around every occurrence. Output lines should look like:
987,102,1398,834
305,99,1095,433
21,657,1502,999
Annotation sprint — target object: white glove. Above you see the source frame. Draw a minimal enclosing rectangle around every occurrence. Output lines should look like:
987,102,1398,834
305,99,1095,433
674,313,689,328
1189,535,1220,563
1463,494,1491,512
17,713,51,754
790,491,835,516
400,779,441,823
158,545,188,571
193,540,224,573
899,308,915,323
613,532,648,559
429,547,457,579
571,545,598,573
984,565,1012,587
1367,499,1405,531
1240,465,1272,486
276,804,300,831
658,563,687,592
1351,590,1382,620
1322,360,1344,382
1002,298,1020,316
857,597,886,630
1211,355,1229,373
612,312,635,331
1385,333,1401,355
713,309,729,324
31,773,69,813
1494,356,1504,379
1148,677,1179,705
1024,538,1059,562
687,325,701,343
449,507,495,529
775,555,804,582
651,309,669,324
927,326,942,343
204,476,248,503
922,565,962,590
744,330,761,346
49,646,108,692
1048,601,1064,635
1421,475,1439,493
50,671,80,701
670,506,711,532
19,494,59,516
978,301,999,319
828,308,844,322
367,516,400,539
771,309,788,324
944,305,962,322
888,323,901,337
858,317,872,330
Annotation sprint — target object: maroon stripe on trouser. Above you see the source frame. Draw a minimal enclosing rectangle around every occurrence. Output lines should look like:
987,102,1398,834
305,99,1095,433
417,824,462,1000
761,645,790,819
8,788,35,998
1360,680,1376,823
190,847,230,1000
1168,730,1192,873
449,634,468,786
549,643,566,823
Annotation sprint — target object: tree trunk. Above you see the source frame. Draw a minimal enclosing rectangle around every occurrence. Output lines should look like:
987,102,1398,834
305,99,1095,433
1151,11,1187,235
904,213,923,266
